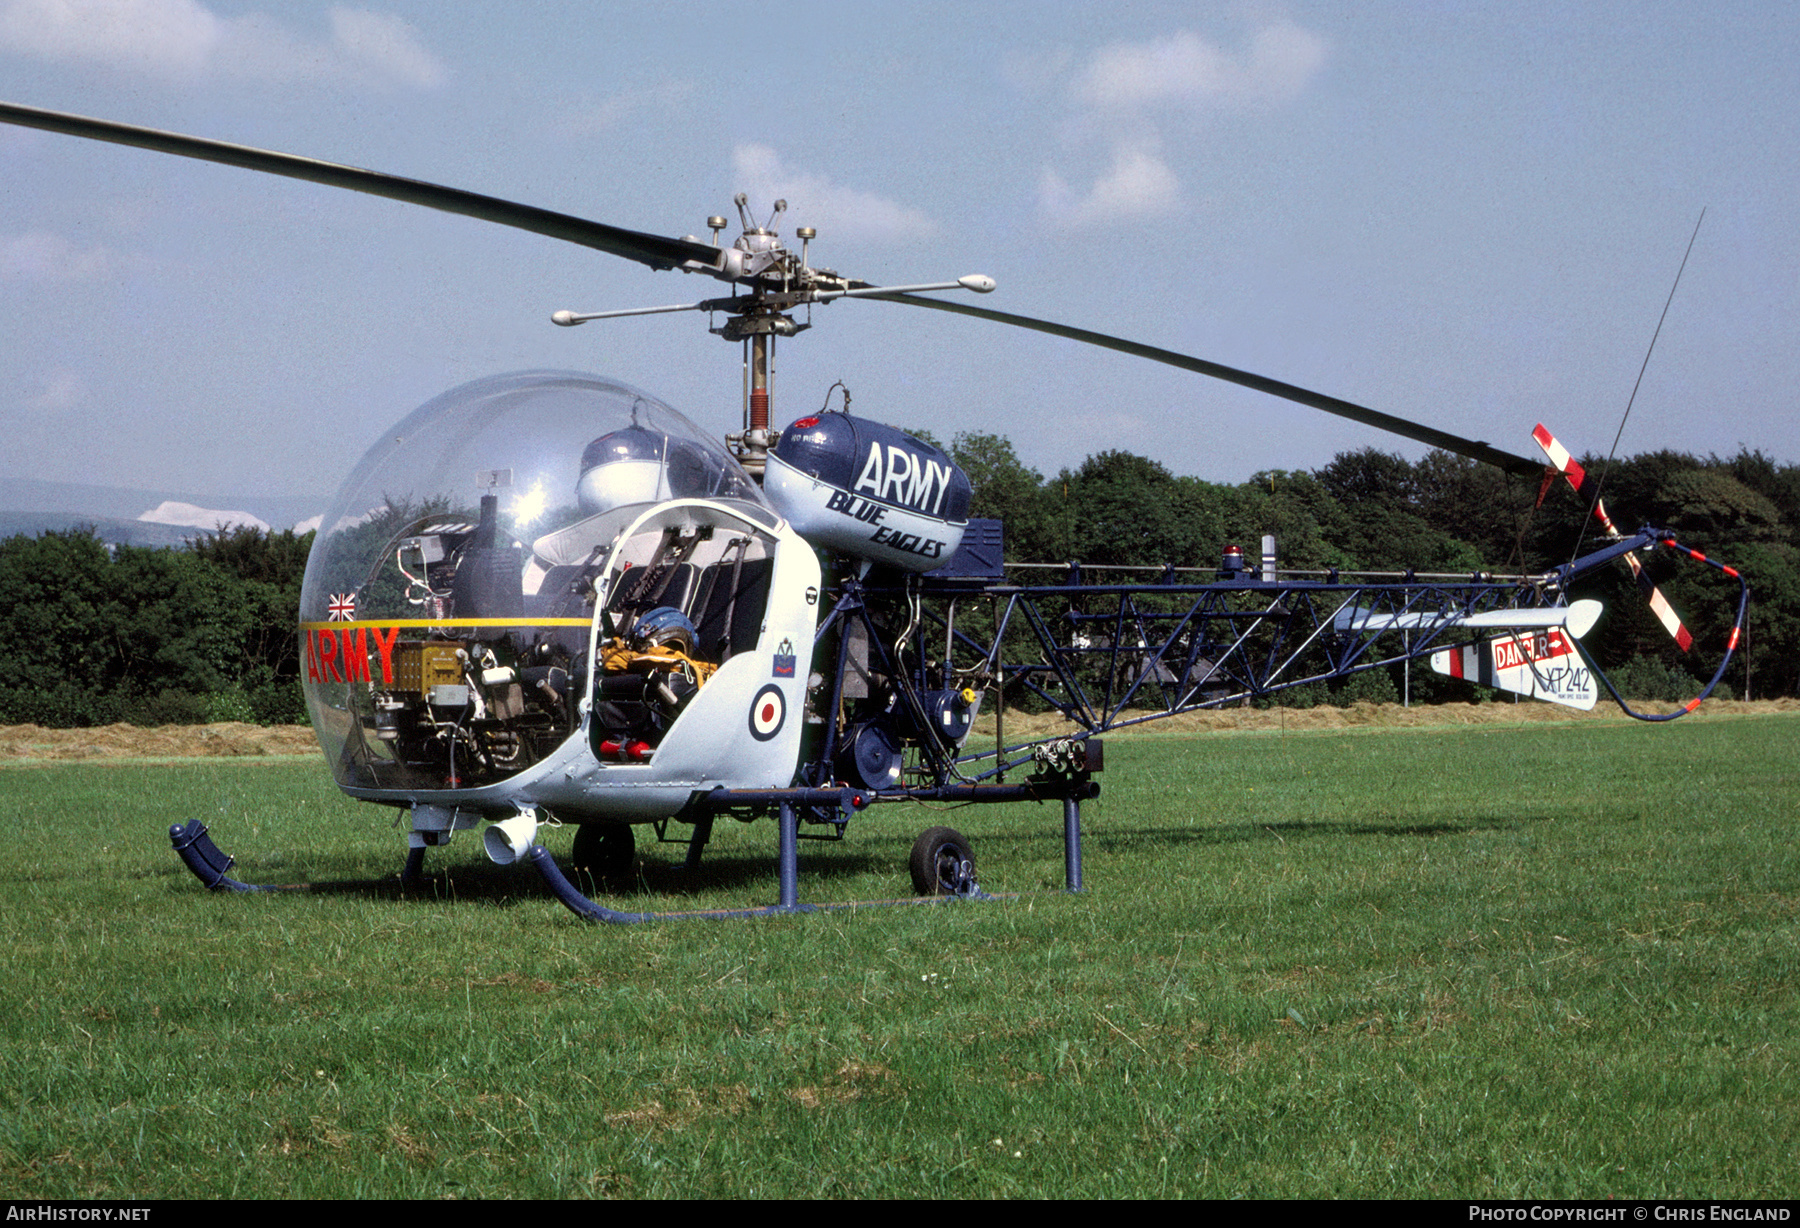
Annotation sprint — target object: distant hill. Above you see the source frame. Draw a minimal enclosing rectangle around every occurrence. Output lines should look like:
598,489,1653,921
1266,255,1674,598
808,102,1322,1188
0,477,322,546
0,512,221,549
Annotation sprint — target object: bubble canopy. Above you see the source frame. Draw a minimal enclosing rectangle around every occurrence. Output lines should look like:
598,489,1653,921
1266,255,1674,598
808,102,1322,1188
298,371,776,796
305,371,762,577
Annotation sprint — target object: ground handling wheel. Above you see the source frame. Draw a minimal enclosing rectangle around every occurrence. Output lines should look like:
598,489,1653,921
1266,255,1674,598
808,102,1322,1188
909,826,976,897
571,823,636,884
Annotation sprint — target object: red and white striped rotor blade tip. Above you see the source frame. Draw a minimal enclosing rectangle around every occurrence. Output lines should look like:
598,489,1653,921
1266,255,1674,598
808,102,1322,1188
1533,423,1693,652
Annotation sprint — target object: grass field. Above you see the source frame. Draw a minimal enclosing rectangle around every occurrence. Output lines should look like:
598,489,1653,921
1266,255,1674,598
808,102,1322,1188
1,710,1794,1198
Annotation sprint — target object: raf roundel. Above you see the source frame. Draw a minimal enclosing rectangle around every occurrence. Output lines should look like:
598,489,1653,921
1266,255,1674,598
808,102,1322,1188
748,685,786,741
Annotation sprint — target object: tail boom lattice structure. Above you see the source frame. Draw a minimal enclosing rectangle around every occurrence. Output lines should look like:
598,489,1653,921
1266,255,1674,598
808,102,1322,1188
837,525,1732,795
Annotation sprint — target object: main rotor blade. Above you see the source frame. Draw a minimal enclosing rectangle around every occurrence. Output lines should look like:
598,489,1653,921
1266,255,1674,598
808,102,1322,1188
0,101,722,274
875,292,1543,476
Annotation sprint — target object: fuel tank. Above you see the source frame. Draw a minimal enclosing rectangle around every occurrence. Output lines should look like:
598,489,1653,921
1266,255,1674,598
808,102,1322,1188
764,413,972,572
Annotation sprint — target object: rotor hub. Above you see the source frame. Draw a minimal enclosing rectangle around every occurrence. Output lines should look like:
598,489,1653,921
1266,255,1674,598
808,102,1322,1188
717,312,804,342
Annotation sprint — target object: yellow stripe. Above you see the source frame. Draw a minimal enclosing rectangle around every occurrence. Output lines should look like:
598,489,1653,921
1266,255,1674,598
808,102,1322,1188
300,618,593,631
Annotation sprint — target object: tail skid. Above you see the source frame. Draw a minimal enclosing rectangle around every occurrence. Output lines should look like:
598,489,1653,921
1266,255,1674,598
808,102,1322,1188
1583,533,1749,721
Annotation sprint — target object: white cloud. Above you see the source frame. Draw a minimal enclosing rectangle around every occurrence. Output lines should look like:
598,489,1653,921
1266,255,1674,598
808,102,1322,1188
1076,22,1327,111
27,369,87,412
0,229,139,281
0,0,219,79
0,0,446,88
1038,20,1327,230
328,7,444,89
1039,142,1181,228
558,79,696,136
731,145,937,244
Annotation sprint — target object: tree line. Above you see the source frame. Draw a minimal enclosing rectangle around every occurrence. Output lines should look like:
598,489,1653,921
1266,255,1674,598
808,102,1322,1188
1,438,1792,727
0,527,310,727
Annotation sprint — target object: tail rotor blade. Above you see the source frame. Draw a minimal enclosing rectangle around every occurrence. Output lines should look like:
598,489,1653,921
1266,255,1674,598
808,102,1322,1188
1534,422,1693,651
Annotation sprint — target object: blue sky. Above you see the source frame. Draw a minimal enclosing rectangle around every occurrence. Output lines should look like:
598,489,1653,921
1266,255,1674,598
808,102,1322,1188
3,1,1796,514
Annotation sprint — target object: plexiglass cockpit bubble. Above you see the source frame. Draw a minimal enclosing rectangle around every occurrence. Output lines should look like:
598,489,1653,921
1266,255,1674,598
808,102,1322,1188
299,371,774,794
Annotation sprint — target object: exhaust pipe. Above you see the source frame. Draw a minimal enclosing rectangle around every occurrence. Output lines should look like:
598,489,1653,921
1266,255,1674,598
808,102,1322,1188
483,808,540,866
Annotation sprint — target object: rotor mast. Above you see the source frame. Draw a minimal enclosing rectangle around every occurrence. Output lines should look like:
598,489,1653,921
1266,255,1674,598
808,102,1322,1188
715,196,800,478
554,193,995,479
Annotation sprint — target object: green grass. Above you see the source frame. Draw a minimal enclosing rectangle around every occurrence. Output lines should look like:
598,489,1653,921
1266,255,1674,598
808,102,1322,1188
1,714,1795,1197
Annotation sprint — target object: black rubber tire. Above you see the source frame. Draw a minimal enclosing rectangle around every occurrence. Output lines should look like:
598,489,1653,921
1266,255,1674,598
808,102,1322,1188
909,826,975,897
571,823,636,882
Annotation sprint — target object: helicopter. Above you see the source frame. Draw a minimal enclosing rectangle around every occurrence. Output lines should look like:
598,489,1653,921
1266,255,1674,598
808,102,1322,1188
0,101,1750,923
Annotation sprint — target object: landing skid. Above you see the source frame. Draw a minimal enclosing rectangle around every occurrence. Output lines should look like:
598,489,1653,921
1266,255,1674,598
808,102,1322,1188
169,820,291,893
529,841,1001,922
170,818,426,894
528,779,1093,924
169,775,1095,922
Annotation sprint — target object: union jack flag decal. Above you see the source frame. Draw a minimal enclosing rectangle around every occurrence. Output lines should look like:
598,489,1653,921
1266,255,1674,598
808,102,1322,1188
327,593,357,621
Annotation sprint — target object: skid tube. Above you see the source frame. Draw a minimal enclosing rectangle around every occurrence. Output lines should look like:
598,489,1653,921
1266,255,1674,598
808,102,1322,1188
527,778,1098,924
169,820,300,893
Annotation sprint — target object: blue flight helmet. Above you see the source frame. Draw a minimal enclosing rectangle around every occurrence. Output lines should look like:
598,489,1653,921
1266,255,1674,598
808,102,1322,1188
631,606,697,655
